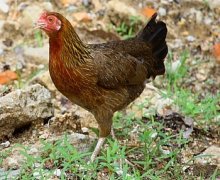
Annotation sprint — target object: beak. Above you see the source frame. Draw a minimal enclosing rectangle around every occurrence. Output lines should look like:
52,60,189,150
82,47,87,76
34,20,46,30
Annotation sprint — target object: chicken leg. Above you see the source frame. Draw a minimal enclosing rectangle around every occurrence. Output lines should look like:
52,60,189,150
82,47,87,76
91,137,106,162
111,127,116,139
90,111,113,162
91,126,117,162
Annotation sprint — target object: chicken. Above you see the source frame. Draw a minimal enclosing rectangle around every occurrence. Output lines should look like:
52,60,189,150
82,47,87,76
36,11,168,162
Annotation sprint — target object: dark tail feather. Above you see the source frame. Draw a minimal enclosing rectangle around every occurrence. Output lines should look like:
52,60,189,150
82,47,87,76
136,13,168,77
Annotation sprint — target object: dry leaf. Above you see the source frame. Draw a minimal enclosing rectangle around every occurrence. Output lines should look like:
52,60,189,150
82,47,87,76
0,70,18,85
60,0,77,6
213,43,220,64
72,12,92,23
141,7,156,18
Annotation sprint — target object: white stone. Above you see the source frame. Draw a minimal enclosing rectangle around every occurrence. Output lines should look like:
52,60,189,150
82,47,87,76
81,127,89,133
158,7,167,16
0,48,3,55
0,141,10,148
161,149,171,155
204,17,213,25
33,172,41,179
170,60,181,73
0,169,20,180
54,169,62,177
195,10,203,24
186,35,196,42
0,0,9,13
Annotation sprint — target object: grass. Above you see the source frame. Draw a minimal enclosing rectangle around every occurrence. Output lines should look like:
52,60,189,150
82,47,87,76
15,66,47,89
173,89,219,126
18,137,92,179
0,148,11,166
112,16,142,39
34,30,43,47
1,117,191,179
163,50,220,127
202,0,210,8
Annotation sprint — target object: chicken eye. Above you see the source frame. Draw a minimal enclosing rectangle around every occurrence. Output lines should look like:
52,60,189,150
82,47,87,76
48,17,53,23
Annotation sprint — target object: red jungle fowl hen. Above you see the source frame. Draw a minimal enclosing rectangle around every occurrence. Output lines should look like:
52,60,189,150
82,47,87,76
36,11,168,162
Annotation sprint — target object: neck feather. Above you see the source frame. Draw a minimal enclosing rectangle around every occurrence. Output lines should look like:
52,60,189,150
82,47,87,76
49,22,91,67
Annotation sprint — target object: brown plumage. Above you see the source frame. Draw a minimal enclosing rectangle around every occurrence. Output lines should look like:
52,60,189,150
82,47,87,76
36,11,168,161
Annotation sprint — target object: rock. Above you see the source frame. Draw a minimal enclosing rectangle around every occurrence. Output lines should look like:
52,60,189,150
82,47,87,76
23,44,49,64
17,2,29,11
170,60,182,73
36,70,56,92
0,141,10,149
81,127,89,133
45,133,95,153
195,10,203,24
0,20,4,34
1,147,26,170
82,0,91,7
33,172,41,179
39,129,50,139
66,5,78,13
2,38,13,47
107,0,144,25
74,106,97,129
29,147,39,154
158,7,167,17
19,3,53,28
182,116,194,139
0,169,20,180
0,0,9,14
92,0,102,12
207,0,220,9
54,169,62,177
196,68,207,82
72,12,92,23
64,133,95,150
195,145,220,167
168,39,183,49
126,83,179,119
0,84,53,140
19,5,43,29
1,21,20,39
41,2,53,11
186,35,196,42
155,96,176,116
204,17,213,25
2,158,20,170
